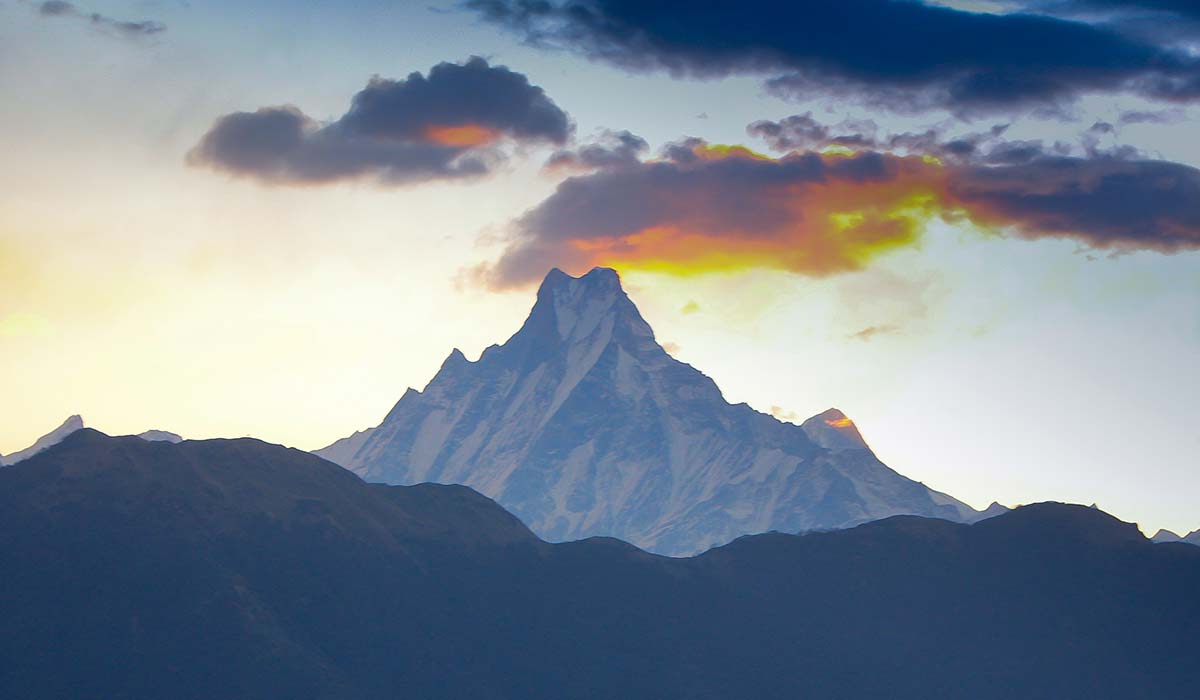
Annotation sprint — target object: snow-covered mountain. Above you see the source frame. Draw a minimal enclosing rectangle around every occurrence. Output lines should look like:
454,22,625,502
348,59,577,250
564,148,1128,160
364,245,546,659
2,417,184,466
137,430,184,443
317,267,983,555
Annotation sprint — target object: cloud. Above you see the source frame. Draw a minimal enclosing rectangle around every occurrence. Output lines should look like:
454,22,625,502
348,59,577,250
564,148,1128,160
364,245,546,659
848,325,901,341
951,156,1200,250
480,141,950,287
35,1,165,38
769,405,800,423
545,129,648,172
465,0,1200,114
748,114,1017,163
189,57,571,186
680,300,700,314
475,122,1200,288
1117,108,1186,124
1031,0,1200,22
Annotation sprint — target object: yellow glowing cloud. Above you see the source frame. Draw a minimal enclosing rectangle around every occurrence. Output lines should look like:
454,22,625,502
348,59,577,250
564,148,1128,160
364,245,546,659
825,417,854,429
561,147,952,279
690,143,772,161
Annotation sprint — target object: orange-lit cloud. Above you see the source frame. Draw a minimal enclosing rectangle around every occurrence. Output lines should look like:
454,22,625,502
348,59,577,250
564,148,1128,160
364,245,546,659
480,136,1200,288
424,124,501,147
824,416,854,429
190,57,569,186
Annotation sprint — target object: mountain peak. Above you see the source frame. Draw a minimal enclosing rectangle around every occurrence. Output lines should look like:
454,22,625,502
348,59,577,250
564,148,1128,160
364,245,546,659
1,414,87,466
137,429,184,444
527,266,650,345
535,267,624,304
539,266,621,290
801,408,870,451
317,268,982,555
439,348,471,373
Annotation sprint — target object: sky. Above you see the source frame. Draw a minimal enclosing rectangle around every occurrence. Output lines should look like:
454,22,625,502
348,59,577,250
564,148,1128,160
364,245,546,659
1,0,1198,535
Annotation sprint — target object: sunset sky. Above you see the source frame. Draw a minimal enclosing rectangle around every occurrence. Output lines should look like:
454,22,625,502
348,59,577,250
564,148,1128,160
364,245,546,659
2,0,1198,534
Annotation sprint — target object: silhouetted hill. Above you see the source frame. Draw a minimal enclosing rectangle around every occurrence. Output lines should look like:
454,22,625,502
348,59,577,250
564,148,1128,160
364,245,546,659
2,431,1197,699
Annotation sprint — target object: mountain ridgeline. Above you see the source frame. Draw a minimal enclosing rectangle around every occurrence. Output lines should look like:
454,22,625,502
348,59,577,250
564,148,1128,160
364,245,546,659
0,415,181,467
2,431,1197,699
318,267,988,555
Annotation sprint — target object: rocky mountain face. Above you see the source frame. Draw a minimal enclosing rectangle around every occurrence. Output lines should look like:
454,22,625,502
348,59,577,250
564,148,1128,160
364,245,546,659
318,267,983,555
2,431,1197,700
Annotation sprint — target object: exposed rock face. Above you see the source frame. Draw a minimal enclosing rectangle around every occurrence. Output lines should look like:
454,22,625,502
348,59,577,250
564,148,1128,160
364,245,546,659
318,267,979,555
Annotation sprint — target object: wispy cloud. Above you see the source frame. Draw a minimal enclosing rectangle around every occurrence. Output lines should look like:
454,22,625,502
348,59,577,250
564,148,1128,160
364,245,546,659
848,325,901,342
35,1,166,39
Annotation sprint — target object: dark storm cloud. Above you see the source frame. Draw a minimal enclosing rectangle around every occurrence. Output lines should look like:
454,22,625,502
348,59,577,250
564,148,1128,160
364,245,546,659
545,129,648,171
952,156,1200,251
465,0,1200,113
36,1,165,38
189,57,571,185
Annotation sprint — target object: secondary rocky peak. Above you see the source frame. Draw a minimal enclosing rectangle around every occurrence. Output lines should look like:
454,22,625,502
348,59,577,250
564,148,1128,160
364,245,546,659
801,408,870,451
137,430,184,444
440,347,471,371
1152,528,1182,543
1,414,87,466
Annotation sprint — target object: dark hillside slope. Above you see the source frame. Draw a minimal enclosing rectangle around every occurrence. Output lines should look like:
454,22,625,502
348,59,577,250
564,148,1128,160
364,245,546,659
1,430,1197,699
